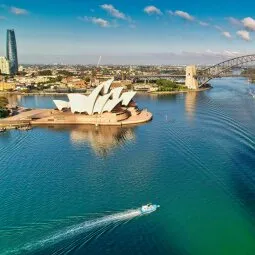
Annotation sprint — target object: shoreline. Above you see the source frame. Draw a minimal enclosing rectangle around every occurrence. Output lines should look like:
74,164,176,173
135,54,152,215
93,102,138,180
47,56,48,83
0,86,212,96
148,86,212,95
0,92,88,96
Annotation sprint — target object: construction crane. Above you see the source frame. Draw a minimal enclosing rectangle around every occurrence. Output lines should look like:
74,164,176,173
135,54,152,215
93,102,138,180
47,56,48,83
97,56,102,68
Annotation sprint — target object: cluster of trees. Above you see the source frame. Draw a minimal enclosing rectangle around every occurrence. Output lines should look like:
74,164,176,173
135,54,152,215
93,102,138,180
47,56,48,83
38,70,53,76
83,76,91,83
37,70,75,77
57,70,74,76
101,69,112,75
241,68,255,83
18,71,28,76
156,79,185,91
242,68,255,76
160,69,185,75
0,97,9,118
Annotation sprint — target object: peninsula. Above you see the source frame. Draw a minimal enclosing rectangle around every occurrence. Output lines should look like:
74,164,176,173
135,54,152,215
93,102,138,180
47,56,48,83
0,79,152,128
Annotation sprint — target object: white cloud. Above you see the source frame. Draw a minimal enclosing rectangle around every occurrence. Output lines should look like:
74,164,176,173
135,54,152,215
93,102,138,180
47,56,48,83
179,50,242,60
144,6,162,15
242,17,255,31
214,25,223,31
223,50,242,57
79,16,110,27
222,31,232,39
237,30,251,41
90,17,110,27
199,21,209,26
100,4,126,20
227,17,241,26
0,16,6,20
175,11,194,21
10,6,29,15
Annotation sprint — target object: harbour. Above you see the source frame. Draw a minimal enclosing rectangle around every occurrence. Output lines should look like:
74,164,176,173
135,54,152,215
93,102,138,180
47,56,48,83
1,78,255,254
1,1,255,254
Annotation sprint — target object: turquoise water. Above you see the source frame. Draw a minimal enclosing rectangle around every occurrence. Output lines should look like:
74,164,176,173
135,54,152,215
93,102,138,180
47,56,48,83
1,78,255,255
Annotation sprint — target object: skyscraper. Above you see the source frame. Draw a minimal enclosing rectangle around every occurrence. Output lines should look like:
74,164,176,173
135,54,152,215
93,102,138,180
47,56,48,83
6,29,18,75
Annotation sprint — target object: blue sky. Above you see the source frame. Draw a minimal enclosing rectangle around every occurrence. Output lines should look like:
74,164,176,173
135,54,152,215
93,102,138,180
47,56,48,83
0,0,255,64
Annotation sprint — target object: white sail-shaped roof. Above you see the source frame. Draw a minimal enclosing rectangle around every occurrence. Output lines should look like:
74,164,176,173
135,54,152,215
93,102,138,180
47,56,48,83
85,84,104,115
101,78,114,94
54,79,137,115
68,94,89,113
93,93,112,114
110,87,123,99
53,100,70,111
102,99,122,112
120,92,136,106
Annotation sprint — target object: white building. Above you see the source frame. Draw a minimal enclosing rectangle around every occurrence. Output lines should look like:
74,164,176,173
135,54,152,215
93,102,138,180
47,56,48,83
18,65,24,72
0,57,10,75
53,78,136,115
15,75,57,84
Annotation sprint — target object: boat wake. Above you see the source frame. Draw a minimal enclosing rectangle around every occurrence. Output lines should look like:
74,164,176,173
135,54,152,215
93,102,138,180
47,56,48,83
5,209,144,255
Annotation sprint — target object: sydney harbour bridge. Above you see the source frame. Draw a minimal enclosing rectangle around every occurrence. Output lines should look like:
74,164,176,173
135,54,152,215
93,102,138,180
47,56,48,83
132,54,255,89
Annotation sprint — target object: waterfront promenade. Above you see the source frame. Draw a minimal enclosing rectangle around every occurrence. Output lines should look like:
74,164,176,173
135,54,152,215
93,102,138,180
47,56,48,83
0,108,152,128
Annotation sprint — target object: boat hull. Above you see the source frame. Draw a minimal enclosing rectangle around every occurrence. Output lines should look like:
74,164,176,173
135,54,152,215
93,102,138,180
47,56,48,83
140,204,160,214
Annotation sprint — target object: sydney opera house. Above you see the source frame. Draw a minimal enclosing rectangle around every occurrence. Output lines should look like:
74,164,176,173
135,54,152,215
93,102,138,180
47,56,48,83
53,79,135,114
30,79,152,126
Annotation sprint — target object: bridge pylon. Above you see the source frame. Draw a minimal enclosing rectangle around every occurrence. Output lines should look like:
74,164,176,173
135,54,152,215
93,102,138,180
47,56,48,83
185,65,199,89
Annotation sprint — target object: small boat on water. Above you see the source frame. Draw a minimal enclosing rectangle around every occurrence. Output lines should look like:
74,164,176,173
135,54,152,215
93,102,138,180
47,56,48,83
140,203,160,214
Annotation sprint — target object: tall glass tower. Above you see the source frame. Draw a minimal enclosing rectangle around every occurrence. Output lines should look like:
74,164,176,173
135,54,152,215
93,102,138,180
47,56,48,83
6,29,18,75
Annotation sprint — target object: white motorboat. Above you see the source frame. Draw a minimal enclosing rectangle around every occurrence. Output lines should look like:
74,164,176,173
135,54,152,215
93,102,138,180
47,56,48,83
140,203,160,214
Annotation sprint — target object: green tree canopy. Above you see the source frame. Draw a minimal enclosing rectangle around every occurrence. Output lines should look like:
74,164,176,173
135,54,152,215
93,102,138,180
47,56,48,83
0,97,9,118
57,70,74,76
84,76,91,83
0,97,8,108
38,70,52,76
156,79,178,91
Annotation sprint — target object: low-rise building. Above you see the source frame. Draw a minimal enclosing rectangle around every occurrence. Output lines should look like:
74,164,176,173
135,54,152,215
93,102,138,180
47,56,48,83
111,80,130,89
62,77,87,89
61,76,74,84
0,57,10,75
18,65,25,72
68,79,86,88
0,81,16,91
15,75,57,84
133,84,151,91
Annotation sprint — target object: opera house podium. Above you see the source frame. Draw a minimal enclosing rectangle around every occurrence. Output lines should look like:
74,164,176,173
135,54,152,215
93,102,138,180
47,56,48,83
31,79,152,126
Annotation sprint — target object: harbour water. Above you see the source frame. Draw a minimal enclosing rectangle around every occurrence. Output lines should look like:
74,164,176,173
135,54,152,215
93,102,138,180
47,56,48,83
0,78,255,255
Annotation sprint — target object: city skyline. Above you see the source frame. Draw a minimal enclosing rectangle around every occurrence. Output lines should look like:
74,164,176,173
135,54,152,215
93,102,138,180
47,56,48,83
1,0,255,64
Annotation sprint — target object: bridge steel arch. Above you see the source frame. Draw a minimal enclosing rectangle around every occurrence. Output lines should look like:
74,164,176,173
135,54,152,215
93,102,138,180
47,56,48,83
197,54,255,86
